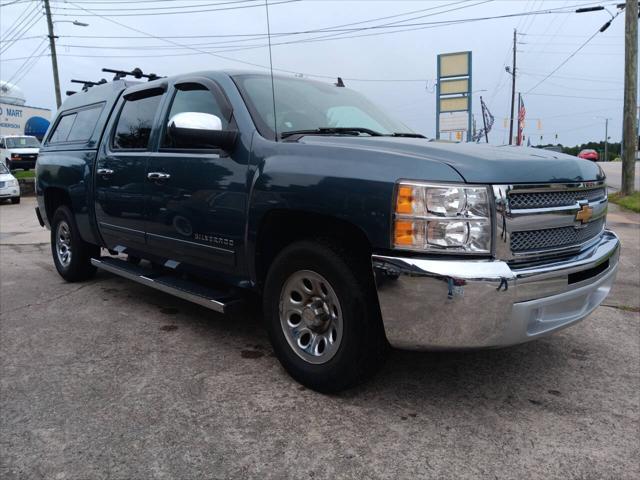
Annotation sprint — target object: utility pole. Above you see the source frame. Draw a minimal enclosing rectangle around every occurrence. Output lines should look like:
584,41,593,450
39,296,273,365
604,118,609,162
43,0,61,108
621,0,638,195
508,29,517,145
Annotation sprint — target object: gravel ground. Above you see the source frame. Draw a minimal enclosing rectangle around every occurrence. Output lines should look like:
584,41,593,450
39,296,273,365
1,197,639,480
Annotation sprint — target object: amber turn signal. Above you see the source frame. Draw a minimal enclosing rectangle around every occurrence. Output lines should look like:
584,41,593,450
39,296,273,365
394,220,415,246
396,185,414,214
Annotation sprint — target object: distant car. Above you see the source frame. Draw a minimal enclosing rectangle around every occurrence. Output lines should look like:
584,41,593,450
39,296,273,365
542,145,563,153
0,162,20,204
578,149,599,162
0,135,41,171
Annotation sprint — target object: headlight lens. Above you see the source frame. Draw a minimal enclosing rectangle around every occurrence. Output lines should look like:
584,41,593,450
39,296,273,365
394,181,492,253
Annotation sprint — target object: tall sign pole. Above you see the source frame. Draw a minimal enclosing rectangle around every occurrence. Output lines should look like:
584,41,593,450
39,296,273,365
508,29,517,145
43,0,61,108
436,51,472,142
621,0,638,195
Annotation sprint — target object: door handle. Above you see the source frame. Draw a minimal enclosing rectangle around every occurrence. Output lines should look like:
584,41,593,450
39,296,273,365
147,172,171,182
97,168,114,177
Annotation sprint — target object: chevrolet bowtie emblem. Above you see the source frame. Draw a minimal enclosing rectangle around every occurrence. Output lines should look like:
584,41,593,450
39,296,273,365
575,204,593,224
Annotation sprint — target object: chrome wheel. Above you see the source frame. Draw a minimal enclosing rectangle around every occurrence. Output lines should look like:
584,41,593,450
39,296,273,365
279,270,343,365
56,220,72,268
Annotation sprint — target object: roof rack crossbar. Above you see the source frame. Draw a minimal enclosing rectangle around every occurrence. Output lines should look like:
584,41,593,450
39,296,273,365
102,67,162,82
71,78,108,92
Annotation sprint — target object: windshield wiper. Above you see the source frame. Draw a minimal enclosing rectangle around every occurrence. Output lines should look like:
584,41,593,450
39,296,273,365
388,132,426,138
280,127,384,139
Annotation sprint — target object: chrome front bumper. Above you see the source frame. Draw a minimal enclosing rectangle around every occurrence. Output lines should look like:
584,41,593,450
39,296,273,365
372,230,620,350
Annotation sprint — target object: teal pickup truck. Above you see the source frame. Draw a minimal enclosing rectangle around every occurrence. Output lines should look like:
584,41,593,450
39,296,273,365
35,70,620,392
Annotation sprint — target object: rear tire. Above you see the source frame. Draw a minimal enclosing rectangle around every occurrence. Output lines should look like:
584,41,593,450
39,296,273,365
51,205,99,282
11,197,20,204
263,239,387,393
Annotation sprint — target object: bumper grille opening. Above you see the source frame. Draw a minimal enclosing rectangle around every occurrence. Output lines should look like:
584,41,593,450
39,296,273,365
568,259,609,284
511,218,605,253
509,188,606,210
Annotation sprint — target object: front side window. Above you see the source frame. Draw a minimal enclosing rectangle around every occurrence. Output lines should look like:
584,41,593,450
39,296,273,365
233,75,409,139
112,95,162,150
162,85,229,149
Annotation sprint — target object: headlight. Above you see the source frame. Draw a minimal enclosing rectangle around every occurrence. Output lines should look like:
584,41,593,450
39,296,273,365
9,179,18,187
393,181,492,253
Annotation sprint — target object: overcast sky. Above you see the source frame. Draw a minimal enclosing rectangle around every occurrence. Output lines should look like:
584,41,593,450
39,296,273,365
0,0,634,147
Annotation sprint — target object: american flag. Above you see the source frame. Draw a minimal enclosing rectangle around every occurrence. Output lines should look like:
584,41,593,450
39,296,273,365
517,96,526,146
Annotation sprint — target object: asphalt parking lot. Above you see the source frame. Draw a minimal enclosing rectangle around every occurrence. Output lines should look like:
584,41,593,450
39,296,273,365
1,196,639,480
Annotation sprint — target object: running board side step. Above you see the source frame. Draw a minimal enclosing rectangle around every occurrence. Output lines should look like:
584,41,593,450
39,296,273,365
91,257,240,314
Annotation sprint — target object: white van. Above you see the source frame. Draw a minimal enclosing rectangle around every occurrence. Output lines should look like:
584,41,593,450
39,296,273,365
0,135,40,170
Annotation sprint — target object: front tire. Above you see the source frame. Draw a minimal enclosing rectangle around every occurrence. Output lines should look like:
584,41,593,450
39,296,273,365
51,205,99,282
263,240,387,393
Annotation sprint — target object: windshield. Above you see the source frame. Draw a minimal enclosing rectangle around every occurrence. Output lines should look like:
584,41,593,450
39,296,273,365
234,75,410,140
0,163,9,174
5,136,40,148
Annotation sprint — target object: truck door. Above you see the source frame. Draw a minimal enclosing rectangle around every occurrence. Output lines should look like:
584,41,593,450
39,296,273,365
94,85,165,251
143,78,247,274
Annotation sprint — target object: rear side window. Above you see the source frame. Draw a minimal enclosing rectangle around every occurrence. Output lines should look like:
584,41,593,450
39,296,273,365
48,114,76,143
48,103,104,144
67,105,104,142
112,95,162,150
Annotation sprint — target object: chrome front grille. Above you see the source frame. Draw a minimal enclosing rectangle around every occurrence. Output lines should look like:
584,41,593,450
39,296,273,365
511,218,605,253
494,182,608,260
509,188,606,210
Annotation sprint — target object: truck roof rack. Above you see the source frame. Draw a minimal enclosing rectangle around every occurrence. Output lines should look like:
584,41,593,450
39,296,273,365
102,67,162,82
71,78,108,92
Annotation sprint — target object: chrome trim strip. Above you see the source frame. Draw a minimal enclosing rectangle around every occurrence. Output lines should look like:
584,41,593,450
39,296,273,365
146,232,234,254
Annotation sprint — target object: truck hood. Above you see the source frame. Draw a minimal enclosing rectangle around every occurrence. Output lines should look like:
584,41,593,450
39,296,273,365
6,148,39,155
0,173,16,182
298,136,604,184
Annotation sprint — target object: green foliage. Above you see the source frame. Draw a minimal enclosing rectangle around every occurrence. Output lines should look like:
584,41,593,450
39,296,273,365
536,142,621,162
13,170,35,179
609,192,640,213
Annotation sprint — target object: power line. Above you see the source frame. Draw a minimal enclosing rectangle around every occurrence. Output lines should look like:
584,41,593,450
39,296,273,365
50,0,281,11
48,0,300,17
518,69,622,83
1,1,38,40
0,7,43,55
50,0,474,49
1,2,39,44
12,41,49,85
6,37,47,85
525,10,622,94
526,92,623,100
51,1,608,56
51,0,483,51
0,35,43,44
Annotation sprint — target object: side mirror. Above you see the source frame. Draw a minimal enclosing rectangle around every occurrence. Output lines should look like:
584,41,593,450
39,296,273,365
167,112,237,151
